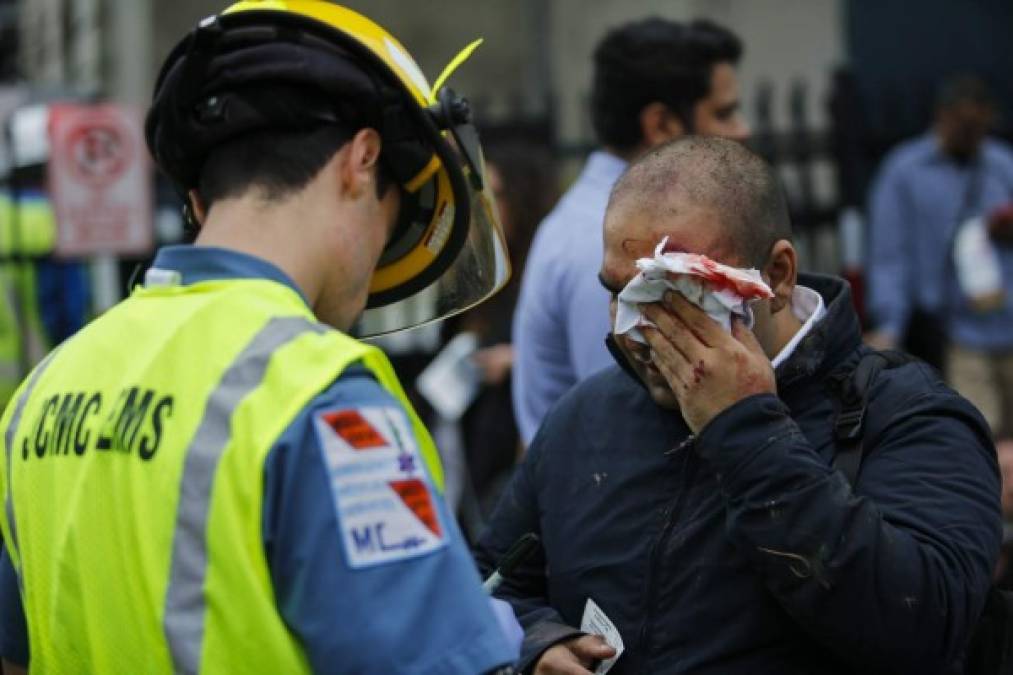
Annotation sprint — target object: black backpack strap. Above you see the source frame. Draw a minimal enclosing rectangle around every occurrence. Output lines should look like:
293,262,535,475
830,350,918,486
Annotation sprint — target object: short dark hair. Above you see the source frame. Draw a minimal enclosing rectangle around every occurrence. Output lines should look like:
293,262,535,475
197,125,352,206
935,74,995,111
609,136,791,266
196,123,394,208
590,18,742,152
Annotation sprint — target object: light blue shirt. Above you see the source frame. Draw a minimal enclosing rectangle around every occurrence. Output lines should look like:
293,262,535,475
511,151,627,444
867,134,1013,350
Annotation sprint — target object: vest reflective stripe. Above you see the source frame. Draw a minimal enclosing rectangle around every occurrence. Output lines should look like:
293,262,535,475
164,316,324,673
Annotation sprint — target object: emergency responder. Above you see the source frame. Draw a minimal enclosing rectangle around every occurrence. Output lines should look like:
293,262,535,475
0,1,520,673
0,188,58,408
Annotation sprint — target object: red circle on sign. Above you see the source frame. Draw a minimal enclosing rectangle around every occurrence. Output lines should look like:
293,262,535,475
64,122,134,187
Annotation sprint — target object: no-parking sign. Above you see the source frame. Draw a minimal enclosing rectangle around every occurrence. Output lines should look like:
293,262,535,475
48,104,153,256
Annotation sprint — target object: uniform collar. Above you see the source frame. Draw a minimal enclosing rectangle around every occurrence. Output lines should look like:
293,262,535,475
147,245,309,305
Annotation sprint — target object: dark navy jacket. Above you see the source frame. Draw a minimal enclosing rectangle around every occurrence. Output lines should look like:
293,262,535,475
477,274,1001,674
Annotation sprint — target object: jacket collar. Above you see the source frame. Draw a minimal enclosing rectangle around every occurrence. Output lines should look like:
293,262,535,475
773,273,862,389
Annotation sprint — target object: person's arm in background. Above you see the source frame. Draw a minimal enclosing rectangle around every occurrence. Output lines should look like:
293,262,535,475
0,544,28,673
264,367,519,674
866,159,914,346
696,375,1000,672
984,143,1013,243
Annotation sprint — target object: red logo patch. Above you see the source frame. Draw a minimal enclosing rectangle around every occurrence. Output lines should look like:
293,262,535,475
389,479,442,537
323,410,388,450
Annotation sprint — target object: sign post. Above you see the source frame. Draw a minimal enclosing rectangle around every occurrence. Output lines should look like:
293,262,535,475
48,103,152,258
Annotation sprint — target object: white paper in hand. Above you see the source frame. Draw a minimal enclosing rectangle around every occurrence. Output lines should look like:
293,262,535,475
614,236,773,343
416,332,480,420
953,216,1005,310
580,598,624,674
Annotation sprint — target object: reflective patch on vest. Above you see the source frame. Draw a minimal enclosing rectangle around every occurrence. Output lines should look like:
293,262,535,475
314,406,446,568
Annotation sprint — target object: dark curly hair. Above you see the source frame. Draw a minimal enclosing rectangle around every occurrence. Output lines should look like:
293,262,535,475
590,18,742,152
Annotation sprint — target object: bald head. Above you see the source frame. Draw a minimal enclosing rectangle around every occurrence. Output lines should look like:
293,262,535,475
608,136,791,266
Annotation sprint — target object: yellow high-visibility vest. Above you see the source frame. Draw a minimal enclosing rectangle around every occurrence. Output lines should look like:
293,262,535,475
0,274,444,673
0,192,57,258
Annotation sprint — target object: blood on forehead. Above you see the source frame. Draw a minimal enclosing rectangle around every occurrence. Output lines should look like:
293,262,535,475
663,236,741,263
602,201,744,287
619,235,741,266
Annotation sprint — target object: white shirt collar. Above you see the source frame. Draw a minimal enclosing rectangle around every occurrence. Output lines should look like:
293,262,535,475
771,285,826,369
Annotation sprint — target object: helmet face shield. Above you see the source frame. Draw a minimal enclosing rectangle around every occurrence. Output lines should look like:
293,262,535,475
364,86,508,311
355,86,511,336
351,171,510,337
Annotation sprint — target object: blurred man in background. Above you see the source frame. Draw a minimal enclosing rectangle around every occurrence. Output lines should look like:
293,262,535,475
867,75,1013,434
511,17,749,445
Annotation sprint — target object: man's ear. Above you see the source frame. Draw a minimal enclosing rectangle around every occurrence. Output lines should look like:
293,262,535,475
763,239,797,314
338,128,383,198
187,190,207,224
639,102,684,148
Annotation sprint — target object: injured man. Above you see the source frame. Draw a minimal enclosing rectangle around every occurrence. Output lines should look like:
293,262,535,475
476,136,1000,675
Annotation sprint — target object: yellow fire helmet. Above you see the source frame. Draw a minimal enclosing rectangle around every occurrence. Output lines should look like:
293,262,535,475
145,0,509,336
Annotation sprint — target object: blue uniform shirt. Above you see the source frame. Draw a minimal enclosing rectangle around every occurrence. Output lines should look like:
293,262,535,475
0,246,515,673
511,151,627,444
867,134,1013,350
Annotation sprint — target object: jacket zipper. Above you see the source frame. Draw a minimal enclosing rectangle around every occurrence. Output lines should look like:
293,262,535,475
637,441,700,670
